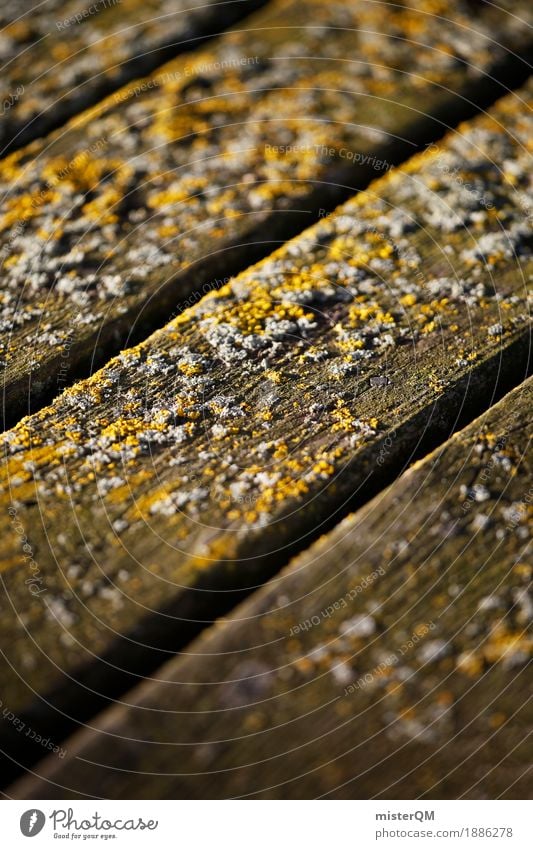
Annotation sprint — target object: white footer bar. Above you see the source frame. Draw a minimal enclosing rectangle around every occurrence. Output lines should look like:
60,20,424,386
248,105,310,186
2,799,530,848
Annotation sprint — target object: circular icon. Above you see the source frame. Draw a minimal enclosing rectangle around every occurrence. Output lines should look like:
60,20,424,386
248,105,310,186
20,810,46,837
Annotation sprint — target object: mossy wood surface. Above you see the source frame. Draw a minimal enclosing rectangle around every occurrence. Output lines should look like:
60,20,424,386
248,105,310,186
0,82,531,772
0,0,266,154
1,0,532,422
12,378,532,799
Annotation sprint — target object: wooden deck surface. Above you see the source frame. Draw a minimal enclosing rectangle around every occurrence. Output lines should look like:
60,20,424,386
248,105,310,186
1,0,532,424
0,0,266,154
11,377,531,799
1,79,531,785
0,0,531,801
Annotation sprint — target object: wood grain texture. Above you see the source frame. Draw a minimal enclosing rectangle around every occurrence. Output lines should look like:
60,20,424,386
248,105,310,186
1,0,532,423
0,0,267,154
11,377,532,800
0,81,531,776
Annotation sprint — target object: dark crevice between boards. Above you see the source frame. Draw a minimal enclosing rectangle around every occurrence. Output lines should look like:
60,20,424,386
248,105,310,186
0,330,531,789
0,0,270,158
3,52,533,431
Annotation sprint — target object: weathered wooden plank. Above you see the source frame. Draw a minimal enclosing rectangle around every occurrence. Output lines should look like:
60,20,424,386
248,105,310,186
0,0,267,154
11,377,532,800
1,0,532,424
0,79,531,781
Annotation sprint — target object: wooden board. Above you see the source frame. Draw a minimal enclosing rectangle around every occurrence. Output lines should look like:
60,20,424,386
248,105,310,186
0,0,267,154
1,0,532,424
10,377,532,800
0,80,531,779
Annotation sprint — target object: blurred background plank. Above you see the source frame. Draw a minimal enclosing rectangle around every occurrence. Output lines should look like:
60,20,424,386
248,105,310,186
0,80,531,783
11,377,532,800
1,0,532,425
0,0,267,154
